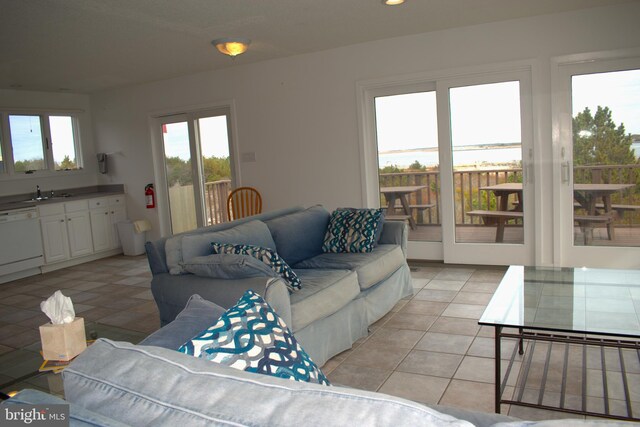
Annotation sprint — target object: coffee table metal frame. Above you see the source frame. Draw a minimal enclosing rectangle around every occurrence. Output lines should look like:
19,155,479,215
482,265,640,422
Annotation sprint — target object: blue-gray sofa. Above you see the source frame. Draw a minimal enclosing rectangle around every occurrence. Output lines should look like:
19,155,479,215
145,205,413,366
3,295,632,426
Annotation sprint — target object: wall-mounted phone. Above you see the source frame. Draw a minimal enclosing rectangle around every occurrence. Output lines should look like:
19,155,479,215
97,153,108,174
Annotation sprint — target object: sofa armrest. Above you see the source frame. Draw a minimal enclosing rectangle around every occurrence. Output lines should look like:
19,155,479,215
378,221,408,257
151,274,292,327
145,240,169,275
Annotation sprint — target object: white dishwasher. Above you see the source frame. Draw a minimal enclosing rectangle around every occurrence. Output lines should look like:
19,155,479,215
0,207,44,276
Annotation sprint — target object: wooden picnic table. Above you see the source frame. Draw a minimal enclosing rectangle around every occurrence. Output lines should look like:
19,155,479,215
475,183,634,243
380,185,428,230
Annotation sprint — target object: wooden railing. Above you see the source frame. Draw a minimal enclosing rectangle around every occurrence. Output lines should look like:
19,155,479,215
204,179,231,225
380,164,640,226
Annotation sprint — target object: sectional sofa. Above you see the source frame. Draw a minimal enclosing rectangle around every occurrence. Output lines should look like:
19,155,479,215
145,205,413,366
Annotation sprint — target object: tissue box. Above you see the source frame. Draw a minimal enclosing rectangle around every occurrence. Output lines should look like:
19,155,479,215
39,317,87,361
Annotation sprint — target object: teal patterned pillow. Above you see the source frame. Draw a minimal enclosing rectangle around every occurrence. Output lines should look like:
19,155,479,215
211,242,301,292
179,290,330,386
322,208,383,253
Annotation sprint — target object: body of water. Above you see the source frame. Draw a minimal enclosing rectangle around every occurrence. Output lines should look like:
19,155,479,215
380,142,640,169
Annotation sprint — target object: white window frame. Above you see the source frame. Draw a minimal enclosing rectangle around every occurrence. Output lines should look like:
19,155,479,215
0,109,84,179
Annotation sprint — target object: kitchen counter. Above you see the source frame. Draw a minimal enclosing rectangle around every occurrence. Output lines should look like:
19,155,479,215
0,185,125,212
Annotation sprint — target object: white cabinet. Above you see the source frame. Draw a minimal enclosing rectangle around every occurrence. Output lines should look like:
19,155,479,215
39,200,93,263
89,196,127,252
40,213,70,263
38,194,127,265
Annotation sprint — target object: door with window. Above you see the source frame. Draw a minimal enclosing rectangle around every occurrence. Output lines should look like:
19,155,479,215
156,108,235,235
555,57,640,268
367,69,535,265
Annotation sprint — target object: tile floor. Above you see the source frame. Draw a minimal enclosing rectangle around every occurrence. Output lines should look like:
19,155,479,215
0,255,631,421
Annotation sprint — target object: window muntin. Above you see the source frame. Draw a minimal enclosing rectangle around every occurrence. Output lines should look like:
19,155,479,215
9,115,46,172
49,116,79,170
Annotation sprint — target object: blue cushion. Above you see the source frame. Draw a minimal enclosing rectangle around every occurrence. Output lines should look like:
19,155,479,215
167,220,277,275
179,290,330,386
264,205,330,266
212,243,301,292
139,294,226,350
323,208,383,253
180,254,278,279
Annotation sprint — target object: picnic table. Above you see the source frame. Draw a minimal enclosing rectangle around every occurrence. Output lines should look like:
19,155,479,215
380,185,430,230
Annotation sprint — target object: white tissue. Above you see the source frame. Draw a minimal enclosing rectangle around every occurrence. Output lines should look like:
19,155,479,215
41,290,76,324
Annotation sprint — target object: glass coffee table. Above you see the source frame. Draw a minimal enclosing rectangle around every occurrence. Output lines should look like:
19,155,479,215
0,322,148,400
479,265,640,421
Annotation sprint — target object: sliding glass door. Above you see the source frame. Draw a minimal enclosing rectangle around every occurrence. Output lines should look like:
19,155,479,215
157,108,235,235
555,56,640,268
367,69,535,265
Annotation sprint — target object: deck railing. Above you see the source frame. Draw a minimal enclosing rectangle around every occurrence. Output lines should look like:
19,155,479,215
380,164,640,226
204,179,231,225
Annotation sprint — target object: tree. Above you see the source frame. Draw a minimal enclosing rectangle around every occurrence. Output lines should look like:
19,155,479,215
57,155,77,170
573,106,637,167
408,160,426,171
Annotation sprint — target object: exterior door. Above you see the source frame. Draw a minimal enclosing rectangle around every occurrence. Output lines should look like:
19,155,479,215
155,107,235,235
554,56,640,268
366,69,535,265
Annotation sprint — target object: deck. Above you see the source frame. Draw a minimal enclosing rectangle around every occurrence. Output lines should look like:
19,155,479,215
408,224,640,247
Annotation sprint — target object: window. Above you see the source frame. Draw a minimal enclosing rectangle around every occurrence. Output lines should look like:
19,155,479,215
0,111,82,176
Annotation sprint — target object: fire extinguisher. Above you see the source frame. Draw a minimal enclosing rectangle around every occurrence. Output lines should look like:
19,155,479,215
145,184,155,209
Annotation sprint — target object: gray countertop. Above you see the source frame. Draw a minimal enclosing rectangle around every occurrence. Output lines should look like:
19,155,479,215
0,185,125,213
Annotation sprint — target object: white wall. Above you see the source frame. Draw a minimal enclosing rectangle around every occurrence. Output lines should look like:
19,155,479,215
90,3,640,243
0,89,98,196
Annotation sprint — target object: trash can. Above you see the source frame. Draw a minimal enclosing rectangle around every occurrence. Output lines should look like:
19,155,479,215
117,221,146,256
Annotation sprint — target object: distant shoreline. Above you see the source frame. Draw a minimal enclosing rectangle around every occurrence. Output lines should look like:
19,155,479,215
379,142,521,155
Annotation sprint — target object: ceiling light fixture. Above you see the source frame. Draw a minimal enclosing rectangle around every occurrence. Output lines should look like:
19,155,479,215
211,38,251,58
382,0,405,5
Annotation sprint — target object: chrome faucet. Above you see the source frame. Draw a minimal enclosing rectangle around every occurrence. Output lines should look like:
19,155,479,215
36,185,42,199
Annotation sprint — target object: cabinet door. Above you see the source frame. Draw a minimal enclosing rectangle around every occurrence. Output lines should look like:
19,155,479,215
40,214,70,263
67,211,94,257
90,209,112,252
109,206,127,249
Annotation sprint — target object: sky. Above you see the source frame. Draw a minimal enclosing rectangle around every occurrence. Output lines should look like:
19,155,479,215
163,115,230,160
375,70,640,159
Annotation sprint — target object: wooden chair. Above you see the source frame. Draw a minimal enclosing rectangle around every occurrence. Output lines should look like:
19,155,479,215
227,187,262,221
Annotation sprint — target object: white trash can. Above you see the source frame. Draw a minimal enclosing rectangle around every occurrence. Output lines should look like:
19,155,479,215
117,221,146,256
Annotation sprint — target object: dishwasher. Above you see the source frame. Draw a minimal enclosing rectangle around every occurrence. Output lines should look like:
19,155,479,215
0,207,44,277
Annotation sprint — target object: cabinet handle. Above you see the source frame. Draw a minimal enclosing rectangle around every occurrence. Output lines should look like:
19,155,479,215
111,211,114,214
67,218,71,222
105,212,108,215
60,219,64,223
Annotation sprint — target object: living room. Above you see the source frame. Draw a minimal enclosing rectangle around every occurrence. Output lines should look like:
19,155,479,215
1,1,640,425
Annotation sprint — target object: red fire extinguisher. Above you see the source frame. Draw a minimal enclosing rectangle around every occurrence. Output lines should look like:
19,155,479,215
145,184,155,209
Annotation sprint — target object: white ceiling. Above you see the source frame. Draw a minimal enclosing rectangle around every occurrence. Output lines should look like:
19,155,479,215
1,0,637,94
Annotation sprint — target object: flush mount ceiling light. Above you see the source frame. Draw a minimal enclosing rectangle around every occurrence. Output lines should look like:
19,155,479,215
382,0,405,5
211,38,251,57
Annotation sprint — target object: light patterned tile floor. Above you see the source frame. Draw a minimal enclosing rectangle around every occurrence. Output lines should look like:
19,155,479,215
0,256,635,421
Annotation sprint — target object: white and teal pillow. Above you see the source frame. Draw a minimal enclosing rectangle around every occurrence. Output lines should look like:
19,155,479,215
211,242,301,292
179,290,330,386
322,208,383,253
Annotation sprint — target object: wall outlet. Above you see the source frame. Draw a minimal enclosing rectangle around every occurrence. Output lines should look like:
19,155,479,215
241,152,257,163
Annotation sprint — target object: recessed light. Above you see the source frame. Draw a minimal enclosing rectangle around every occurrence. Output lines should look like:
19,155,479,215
382,0,405,5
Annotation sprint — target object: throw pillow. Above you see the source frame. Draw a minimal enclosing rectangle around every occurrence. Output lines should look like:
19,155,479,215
211,243,302,292
179,290,330,386
337,207,385,246
322,208,383,253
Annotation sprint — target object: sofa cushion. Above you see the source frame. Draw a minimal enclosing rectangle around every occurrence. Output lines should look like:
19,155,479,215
289,269,360,332
295,244,405,291
179,290,329,385
180,253,278,279
337,207,385,246
139,294,225,350
323,208,383,253
64,339,472,427
165,220,277,275
212,243,301,292
264,205,330,266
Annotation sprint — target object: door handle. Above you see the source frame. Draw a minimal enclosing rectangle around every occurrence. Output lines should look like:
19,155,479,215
561,161,571,185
